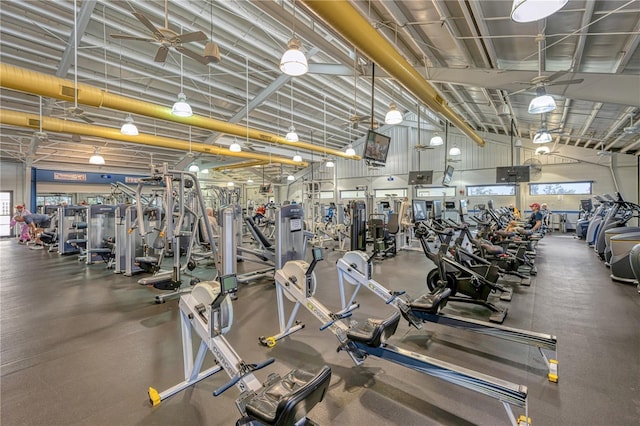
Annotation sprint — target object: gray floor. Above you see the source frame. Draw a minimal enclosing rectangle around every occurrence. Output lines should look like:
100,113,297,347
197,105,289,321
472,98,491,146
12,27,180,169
1,234,639,426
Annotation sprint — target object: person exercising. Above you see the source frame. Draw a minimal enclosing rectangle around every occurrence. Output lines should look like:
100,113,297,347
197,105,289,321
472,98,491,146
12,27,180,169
526,203,543,232
13,213,52,248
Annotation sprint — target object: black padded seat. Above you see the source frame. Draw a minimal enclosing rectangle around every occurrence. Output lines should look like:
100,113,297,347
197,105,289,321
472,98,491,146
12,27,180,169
66,239,86,245
135,256,158,264
410,287,452,314
346,312,401,348
71,222,88,229
244,366,331,426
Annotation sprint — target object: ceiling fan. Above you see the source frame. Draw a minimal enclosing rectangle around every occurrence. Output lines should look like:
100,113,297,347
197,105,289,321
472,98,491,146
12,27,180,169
510,35,584,97
53,102,94,124
111,0,209,65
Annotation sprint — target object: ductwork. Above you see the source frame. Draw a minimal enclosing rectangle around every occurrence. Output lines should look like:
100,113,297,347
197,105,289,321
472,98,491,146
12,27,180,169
0,109,308,167
0,63,360,160
301,0,485,147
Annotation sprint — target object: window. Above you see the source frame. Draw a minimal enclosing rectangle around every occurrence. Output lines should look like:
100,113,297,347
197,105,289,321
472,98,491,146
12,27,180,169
319,191,334,199
374,188,407,198
340,190,367,199
415,186,456,197
529,181,592,195
467,185,515,196
36,194,73,206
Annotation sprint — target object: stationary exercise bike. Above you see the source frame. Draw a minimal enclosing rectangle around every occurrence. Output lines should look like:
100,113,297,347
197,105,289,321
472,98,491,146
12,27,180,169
416,222,511,323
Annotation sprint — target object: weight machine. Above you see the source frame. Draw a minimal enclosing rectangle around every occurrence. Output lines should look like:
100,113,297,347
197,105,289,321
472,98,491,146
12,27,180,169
148,274,331,425
260,248,531,426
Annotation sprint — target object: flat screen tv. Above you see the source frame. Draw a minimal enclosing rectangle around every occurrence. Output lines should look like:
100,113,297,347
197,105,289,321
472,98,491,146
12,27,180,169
408,170,434,185
442,165,454,186
412,200,428,222
259,184,271,194
363,130,391,166
445,201,456,210
496,166,530,183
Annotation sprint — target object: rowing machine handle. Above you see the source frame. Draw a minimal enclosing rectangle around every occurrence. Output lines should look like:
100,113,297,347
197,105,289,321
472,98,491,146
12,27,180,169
212,358,275,396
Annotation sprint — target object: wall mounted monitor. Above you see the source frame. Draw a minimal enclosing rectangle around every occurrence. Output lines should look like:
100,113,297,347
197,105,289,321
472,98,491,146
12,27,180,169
432,200,443,219
412,199,428,221
581,199,593,211
363,130,391,166
259,184,272,194
496,166,530,183
442,165,454,186
445,201,456,210
425,200,434,211
408,170,434,185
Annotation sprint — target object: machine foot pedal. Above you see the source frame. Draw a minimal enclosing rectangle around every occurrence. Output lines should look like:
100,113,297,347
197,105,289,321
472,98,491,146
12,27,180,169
489,308,507,324
518,415,532,426
499,288,513,301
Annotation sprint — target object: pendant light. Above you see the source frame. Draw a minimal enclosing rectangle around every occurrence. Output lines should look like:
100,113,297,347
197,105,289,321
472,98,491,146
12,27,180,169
172,53,192,117
89,147,105,165
120,114,138,135
325,160,335,168
533,130,553,144
188,163,200,172
448,144,461,156
287,174,295,181
285,80,299,142
293,152,302,162
384,102,403,125
510,0,568,23
229,138,242,152
528,87,556,114
345,144,355,156
201,168,209,174
279,1,308,76
429,133,444,146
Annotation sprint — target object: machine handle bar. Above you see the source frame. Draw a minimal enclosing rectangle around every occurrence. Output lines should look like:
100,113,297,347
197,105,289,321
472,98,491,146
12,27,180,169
213,358,275,396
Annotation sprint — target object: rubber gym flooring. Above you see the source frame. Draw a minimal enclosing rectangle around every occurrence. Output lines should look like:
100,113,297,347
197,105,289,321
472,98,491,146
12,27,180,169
1,234,638,425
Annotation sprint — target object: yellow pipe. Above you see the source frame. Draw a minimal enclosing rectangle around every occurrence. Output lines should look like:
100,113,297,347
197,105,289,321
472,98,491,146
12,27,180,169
302,0,485,147
213,160,269,171
0,109,308,167
0,63,361,160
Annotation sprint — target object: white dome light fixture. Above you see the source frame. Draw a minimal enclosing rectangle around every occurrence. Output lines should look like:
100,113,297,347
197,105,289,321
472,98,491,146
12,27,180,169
384,103,403,125
449,145,461,156
429,133,444,146
533,130,553,144
535,146,551,155
247,178,254,183
345,144,355,156
287,174,295,181
120,114,139,135
229,140,242,152
285,126,299,142
172,92,193,117
528,88,556,114
292,152,303,162
227,181,235,187
280,38,308,77
89,148,105,165
188,163,200,173
511,0,568,23
325,159,335,168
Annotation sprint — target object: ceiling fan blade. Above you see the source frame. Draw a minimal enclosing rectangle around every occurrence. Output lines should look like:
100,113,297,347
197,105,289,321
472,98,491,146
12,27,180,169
132,12,164,40
154,46,169,62
176,31,208,43
175,45,209,65
507,87,530,96
547,78,584,86
544,70,568,83
110,34,156,42
80,115,94,124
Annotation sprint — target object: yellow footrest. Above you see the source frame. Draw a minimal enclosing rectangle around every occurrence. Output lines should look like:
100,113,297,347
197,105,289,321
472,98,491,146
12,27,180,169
148,387,161,406
518,415,532,425
548,359,559,383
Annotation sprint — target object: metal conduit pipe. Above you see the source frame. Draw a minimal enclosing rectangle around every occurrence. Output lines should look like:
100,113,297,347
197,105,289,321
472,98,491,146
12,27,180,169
212,161,269,171
301,0,485,147
0,109,308,167
0,63,360,160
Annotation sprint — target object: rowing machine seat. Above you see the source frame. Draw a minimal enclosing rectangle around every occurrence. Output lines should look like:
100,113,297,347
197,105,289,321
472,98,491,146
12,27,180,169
410,287,452,315
243,366,331,426
346,312,401,348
